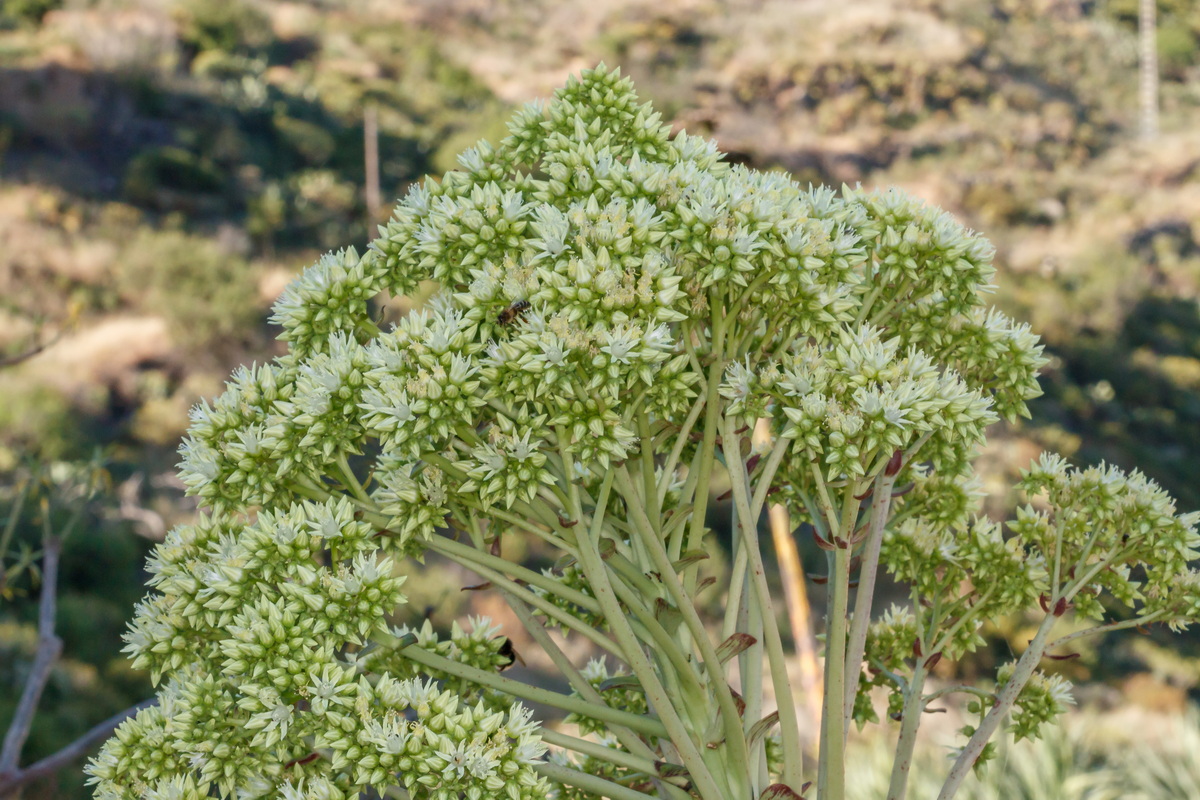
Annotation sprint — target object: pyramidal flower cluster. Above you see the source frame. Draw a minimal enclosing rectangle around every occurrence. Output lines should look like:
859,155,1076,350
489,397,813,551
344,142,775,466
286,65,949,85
91,65,1200,800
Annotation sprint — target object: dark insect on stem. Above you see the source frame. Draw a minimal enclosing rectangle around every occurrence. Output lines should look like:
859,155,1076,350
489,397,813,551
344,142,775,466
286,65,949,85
497,638,525,669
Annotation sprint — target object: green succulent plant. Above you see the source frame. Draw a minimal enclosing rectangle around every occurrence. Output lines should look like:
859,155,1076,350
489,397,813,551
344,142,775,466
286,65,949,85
87,65,1200,800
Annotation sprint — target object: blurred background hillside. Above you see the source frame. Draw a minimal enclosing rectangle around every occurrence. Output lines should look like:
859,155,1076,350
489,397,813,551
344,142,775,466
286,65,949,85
1,0,1198,796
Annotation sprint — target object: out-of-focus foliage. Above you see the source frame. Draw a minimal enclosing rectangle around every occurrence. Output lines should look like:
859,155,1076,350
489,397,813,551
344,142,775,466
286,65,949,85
0,460,152,800
114,228,260,351
848,705,1200,800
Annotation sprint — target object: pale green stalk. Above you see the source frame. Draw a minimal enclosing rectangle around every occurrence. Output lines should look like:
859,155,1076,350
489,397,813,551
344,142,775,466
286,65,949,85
842,469,899,727
936,615,1057,800
816,481,862,800
389,639,669,738
428,544,625,656
820,546,852,800
334,451,370,503
1046,611,1168,650
560,440,729,800
721,416,807,792
534,761,660,800
886,660,927,800
604,570,709,701
539,729,670,777
613,466,753,794
604,551,666,598
504,594,666,766
637,414,662,534
424,536,595,608
743,565,769,796
721,542,751,642
657,393,706,507
678,290,727,571
749,434,792,520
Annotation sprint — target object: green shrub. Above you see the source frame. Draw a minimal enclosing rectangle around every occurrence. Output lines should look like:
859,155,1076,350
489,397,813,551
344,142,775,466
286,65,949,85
115,229,261,350
1158,24,1199,80
122,146,227,209
174,0,271,56
0,0,60,25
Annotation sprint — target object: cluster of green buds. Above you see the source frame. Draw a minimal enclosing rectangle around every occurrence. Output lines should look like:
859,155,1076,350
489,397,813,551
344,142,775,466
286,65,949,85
91,64,1200,800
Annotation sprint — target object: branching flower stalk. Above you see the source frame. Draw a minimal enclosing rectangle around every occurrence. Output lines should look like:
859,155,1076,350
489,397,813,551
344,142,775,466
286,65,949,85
88,65,1200,800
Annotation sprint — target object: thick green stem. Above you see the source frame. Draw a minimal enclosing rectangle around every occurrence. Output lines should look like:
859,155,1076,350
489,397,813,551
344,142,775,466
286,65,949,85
540,728,666,776
749,434,792,520
658,394,708,507
721,417,806,792
818,545,852,800
743,562,769,795
817,481,860,800
334,451,370,503
637,414,662,535
614,466,752,796
425,536,598,611
721,533,751,641
562,445,728,800
677,294,727,568
430,544,624,657
605,570,709,701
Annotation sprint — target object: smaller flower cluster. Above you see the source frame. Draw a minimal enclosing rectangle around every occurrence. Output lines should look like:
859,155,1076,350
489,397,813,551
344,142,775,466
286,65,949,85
369,459,452,546
125,497,393,684
371,617,518,706
845,185,997,314
902,304,1048,423
855,605,919,727
178,362,294,513
890,467,986,528
1000,665,1075,743
565,659,650,738
1012,453,1200,621
359,299,486,459
725,325,996,484
457,417,558,510
881,516,1044,659
269,247,384,360
314,675,551,800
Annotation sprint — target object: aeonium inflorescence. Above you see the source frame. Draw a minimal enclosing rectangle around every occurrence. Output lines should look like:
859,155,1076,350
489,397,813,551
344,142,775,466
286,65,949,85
91,64,1200,800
